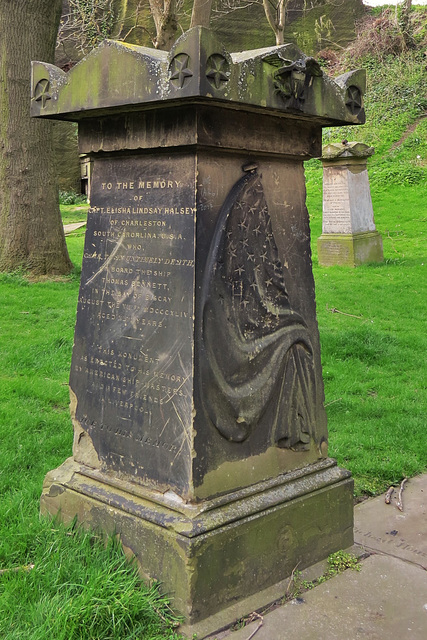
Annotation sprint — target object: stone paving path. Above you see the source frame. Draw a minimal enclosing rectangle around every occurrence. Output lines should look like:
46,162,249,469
63,221,86,235
218,474,427,640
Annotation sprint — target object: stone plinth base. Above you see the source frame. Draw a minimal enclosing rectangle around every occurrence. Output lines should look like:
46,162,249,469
41,458,353,637
317,231,383,267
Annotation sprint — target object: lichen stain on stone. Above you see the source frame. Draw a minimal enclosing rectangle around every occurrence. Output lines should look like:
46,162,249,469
47,483,65,498
70,387,102,470
319,439,328,458
196,442,322,500
349,165,368,176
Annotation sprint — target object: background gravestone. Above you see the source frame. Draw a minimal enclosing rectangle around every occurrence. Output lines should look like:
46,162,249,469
33,28,366,637
318,141,383,267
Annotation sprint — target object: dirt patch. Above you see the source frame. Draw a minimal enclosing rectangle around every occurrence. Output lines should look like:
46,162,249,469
390,113,427,151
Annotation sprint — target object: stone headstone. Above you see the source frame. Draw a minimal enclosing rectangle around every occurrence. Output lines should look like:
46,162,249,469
32,28,366,637
318,141,383,266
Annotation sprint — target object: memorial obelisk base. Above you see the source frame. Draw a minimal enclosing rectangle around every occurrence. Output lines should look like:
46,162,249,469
41,457,353,636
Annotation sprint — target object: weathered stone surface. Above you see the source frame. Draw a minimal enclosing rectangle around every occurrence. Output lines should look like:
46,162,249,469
354,474,427,569
34,29,364,631
321,166,375,235
220,477,427,640
322,141,374,160
318,141,383,266
68,132,329,500
32,28,366,126
77,106,321,158
317,231,384,267
227,553,427,640
41,457,353,631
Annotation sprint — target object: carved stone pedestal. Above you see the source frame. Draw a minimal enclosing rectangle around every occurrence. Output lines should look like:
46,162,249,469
33,28,364,636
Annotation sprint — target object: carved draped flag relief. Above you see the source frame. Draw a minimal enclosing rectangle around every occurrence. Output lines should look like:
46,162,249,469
200,170,316,450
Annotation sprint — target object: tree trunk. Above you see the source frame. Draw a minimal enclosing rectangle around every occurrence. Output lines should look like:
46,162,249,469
263,0,288,46
190,0,214,28
148,0,178,50
399,0,415,49
0,0,72,275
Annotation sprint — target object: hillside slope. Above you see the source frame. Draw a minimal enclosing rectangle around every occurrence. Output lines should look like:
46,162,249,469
325,7,427,185
318,6,427,186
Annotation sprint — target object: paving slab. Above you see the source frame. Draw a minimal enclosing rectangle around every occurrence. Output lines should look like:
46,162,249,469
354,474,427,569
225,554,427,640
63,221,86,235
210,474,427,640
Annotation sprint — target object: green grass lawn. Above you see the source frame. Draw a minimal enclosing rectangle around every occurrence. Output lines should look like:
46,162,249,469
307,168,427,495
0,177,425,636
0,205,183,639
60,203,89,227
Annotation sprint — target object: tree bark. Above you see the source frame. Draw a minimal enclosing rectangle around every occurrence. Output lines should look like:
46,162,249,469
263,0,288,46
148,0,178,50
0,0,72,275
400,0,415,49
190,0,214,28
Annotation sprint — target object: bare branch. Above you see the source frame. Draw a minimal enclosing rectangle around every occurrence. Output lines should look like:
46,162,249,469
245,612,264,640
385,486,394,504
262,0,290,45
326,304,363,319
396,478,408,512
57,0,116,56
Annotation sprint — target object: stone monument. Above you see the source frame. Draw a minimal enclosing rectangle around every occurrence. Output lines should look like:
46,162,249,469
318,141,383,266
32,29,366,637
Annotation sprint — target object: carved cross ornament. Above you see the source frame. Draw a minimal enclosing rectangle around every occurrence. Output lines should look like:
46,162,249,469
33,78,52,108
345,85,363,116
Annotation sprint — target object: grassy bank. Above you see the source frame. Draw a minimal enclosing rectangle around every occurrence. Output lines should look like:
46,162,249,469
0,213,183,639
307,172,426,495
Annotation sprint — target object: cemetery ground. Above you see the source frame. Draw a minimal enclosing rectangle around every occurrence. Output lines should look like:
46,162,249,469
0,172,425,638
1,40,426,635
0,7,425,637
